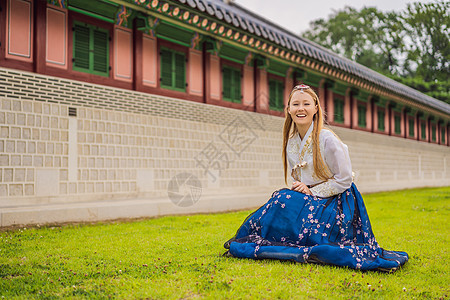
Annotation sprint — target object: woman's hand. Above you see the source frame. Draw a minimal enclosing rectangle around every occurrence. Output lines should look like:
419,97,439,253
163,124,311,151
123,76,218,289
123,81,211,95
291,181,312,195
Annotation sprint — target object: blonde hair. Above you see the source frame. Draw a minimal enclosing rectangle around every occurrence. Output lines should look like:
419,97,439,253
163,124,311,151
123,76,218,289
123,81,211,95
282,86,332,184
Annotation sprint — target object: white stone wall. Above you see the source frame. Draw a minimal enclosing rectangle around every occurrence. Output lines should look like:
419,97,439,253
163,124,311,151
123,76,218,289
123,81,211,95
0,67,448,226
334,127,449,192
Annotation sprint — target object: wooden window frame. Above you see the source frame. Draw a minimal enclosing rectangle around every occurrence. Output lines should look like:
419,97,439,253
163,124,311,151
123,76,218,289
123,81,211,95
377,107,385,132
222,64,242,103
441,127,446,144
431,123,436,142
268,76,284,112
334,96,344,124
72,20,109,77
408,117,415,138
421,121,426,140
357,102,366,128
394,113,401,135
159,46,186,92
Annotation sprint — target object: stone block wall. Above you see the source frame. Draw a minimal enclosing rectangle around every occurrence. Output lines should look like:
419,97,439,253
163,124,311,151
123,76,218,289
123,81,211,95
0,67,448,226
0,67,284,210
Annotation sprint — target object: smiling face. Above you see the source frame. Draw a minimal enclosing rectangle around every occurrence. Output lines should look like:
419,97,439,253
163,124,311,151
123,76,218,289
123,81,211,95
287,90,318,132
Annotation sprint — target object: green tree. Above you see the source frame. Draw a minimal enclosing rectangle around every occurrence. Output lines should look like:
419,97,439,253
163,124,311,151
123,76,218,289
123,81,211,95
302,1,449,104
402,1,450,82
303,7,406,75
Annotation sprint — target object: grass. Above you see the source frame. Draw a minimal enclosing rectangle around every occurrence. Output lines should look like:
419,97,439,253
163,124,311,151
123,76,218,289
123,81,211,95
0,186,449,299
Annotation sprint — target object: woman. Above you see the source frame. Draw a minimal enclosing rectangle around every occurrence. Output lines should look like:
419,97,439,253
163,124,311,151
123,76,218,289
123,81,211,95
224,84,408,271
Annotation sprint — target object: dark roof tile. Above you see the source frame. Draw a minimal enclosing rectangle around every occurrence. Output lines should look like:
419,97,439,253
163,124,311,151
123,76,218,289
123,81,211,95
189,0,449,114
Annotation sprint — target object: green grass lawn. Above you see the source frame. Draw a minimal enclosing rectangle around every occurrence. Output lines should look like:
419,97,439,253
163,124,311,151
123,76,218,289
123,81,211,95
1,187,449,299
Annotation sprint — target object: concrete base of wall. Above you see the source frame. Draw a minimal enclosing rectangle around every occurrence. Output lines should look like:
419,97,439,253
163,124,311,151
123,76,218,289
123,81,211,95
0,189,276,227
0,67,448,228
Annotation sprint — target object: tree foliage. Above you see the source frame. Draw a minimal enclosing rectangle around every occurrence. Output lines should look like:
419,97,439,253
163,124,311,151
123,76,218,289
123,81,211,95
302,1,449,104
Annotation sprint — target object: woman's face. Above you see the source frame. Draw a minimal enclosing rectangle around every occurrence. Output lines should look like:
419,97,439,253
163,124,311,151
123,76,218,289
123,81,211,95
288,91,318,129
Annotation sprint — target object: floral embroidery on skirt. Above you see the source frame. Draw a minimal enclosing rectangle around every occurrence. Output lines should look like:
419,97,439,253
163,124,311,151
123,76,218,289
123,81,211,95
224,184,408,271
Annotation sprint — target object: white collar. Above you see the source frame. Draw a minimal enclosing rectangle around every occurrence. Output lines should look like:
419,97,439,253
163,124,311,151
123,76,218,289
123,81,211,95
298,121,314,143
292,121,314,158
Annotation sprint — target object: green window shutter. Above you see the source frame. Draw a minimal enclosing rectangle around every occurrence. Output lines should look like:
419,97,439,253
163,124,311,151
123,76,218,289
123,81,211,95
92,29,109,75
421,122,426,140
73,24,90,70
394,115,401,134
277,81,284,110
409,119,415,137
73,22,109,77
232,69,241,103
441,128,446,143
334,99,344,123
222,66,241,103
269,80,276,109
377,110,385,131
174,53,185,90
160,49,173,88
269,79,284,111
222,67,232,100
432,125,436,141
358,105,366,127
160,48,186,92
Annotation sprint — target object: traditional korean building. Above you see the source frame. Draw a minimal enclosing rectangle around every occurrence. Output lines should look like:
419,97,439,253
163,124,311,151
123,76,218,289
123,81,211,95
0,0,449,226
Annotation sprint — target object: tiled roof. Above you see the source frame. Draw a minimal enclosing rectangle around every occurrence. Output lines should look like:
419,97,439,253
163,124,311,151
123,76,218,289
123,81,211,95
176,0,450,115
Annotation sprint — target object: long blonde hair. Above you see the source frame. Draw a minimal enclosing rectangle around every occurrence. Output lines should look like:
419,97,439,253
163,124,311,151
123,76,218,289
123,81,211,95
282,86,332,184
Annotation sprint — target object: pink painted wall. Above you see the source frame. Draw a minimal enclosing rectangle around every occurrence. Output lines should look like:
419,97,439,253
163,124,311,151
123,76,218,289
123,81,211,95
422,120,429,140
209,55,221,100
188,49,203,97
344,90,351,127
430,123,436,142
390,109,395,135
46,6,67,69
351,97,358,128
366,100,372,131
257,69,269,111
400,109,405,136
443,126,448,144
373,106,379,132
383,105,389,134
6,0,33,62
283,71,293,108
242,65,254,107
326,89,334,123
142,34,157,87
114,27,133,82
409,116,417,139
318,80,326,113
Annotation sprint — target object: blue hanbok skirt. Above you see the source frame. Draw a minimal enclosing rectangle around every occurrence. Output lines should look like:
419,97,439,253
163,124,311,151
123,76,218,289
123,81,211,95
224,184,408,271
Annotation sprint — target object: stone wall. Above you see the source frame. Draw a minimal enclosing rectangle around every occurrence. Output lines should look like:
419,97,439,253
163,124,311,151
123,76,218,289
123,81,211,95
0,67,448,226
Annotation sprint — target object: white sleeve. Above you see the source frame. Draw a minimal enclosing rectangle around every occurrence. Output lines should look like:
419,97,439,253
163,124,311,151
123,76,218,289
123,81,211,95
310,134,353,198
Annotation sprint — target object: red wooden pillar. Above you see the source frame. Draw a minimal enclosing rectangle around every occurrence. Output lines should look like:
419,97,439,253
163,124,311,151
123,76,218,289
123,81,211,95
370,96,375,133
344,88,352,128
447,123,450,146
403,108,408,138
318,79,326,118
0,0,6,63
133,20,143,92
34,0,46,73
427,117,431,143
255,67,269,114
436,120,442,145
326,85,334,124
387,102,393,136
416,112,421,141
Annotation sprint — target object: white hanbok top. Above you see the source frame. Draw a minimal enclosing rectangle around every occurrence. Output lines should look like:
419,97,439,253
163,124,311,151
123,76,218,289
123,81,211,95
286,122,353,198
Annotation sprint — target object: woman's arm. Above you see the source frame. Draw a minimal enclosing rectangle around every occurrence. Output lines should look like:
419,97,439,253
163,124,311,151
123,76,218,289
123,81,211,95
309,133,353,198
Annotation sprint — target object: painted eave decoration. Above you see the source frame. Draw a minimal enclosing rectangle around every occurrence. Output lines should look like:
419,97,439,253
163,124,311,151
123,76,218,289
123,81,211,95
73,0,449,115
